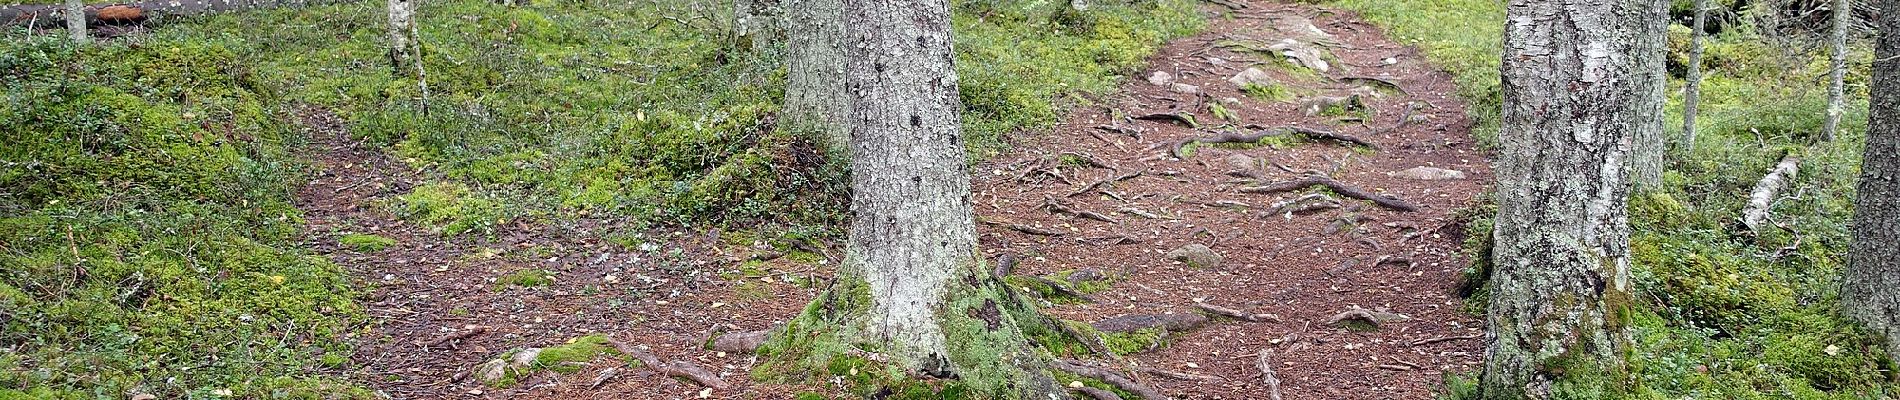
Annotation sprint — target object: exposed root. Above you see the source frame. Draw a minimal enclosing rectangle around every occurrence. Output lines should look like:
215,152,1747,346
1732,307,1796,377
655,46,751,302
1050,359,1168,400
1045,197,1122,224
1060,152,1114,169
1171,127,1377,159
1069,168,1146,197
982,218,1066,236
1266,193,1341,217
711,330,769,353
1239,174,1419,212
1410,333,1482,347
1133,112,1198,128
604,336,730,390
1073,386,1126,400
1194,302,1281,323
589,367,620,389
1117,206,1176,220
419,325,488,348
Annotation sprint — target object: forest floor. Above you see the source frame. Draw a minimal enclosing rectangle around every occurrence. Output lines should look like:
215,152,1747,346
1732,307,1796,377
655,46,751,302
295,1,1490,398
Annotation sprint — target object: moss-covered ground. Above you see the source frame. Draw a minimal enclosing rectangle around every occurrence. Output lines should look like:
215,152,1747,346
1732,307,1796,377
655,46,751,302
3,0,1201,396
1323,0,1895,397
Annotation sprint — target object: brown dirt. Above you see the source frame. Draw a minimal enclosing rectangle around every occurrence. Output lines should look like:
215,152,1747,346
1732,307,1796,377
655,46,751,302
294,1,1489,399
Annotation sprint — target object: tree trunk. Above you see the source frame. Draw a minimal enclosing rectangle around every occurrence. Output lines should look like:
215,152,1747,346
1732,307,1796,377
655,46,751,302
1630,7,1669,189
63,0,85,42
1683,0,1707,152
387,0,416,75
1481,0,1663,397
2,0,348,29
1842,0,1900,367
1824,0,1850,142
759,0,1065,397
782,0,850,153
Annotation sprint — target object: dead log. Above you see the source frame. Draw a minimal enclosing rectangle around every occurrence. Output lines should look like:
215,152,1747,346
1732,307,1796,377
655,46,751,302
1194,302,1281,323
1050,359,1168,400
1239,175,1419,212
711,330,769,353
1741,154,1800,234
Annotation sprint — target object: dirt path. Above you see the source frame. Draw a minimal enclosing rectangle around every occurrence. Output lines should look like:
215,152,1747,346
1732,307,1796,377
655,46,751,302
293,1,1487,399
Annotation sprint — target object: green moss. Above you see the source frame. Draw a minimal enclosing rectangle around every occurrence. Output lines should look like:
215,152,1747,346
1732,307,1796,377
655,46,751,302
1209,102,1239,122
1241,82,1296,102
390,182,519,236
497,269,554,288
534,335,616,374
338,233,397,252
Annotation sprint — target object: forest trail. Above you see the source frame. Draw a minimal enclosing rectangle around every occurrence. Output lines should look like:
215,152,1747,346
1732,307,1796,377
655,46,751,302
293,1,1488,398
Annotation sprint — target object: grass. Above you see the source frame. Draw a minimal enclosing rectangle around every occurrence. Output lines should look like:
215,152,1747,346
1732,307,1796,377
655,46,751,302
338,233,396,252
1321,0,1894,398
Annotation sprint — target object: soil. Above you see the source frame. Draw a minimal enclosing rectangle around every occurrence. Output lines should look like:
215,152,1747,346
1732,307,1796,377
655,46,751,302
295,1,1491,399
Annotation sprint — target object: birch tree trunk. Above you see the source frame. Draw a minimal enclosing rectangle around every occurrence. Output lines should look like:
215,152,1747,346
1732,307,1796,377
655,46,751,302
1824,0,1850,142
1842,0,1900,367
758,0,1065,396
1683,0,1707,151
1481,0,1664,396
63,0,85,42
782,0,850,153
386,0,416,75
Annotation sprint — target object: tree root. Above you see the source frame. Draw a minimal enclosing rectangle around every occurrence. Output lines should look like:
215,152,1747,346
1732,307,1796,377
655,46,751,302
1050,359,1168,400
711,330,769,353
419,325,488,348
1133,112,1198,128
604,336,730,390
1069,168,1146,197
1267,193,1341,217
1239,174,1418,212
1045,197,1121,224
981,218,1066,236
1194,302,1281,323
1073,386,1125,400
1170,127,1376,159
1255,350,1284,400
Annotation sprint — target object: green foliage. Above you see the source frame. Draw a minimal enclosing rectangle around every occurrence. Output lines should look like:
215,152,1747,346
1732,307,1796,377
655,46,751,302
339,233,397,252
390,182,520,236
0,35,367,397
1324,0,1503,143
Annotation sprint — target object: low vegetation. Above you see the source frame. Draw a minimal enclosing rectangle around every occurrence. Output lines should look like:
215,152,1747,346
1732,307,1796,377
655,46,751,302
1325,0,1894,397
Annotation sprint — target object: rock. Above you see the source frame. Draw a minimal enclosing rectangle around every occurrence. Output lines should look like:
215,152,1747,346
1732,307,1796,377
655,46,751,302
1227,67,1275,87
1146,71,1174,86
1225,154,1258,173
510,347,543,369
1390,166,1467,181
1065,268,1106,285
1165,244,1222,268
1221,97,1241,105
1168,82,1201,94
1268,15,1340,46
476,358,510,384
1093,312,1209,333
1383,57,1398,65
1268,39,1331,72
1205,56,1228,65
712,330,770,353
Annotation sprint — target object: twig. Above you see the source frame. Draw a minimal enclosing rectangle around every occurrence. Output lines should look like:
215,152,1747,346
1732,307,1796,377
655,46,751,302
1195,302,1281,323
1411,333,1483,347
419,325,488,348
1256,349,1283,400
1239,174,1419,212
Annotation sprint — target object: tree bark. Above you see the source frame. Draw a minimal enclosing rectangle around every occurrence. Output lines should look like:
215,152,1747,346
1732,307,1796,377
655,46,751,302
1824,0,1851,142
1630,3,1670,189
761,0,1066,397
733,0,781,50
1481,0,1663,397
1842,0,1900,367
386,0,417,75
63,0,86,42
2,0,348,28
782,0,850,153
1683,0,1707,152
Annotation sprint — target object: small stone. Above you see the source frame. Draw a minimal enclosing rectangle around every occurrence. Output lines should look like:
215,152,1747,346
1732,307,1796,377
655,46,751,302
1206,56,1228,65
1227,67,1274,87
1147,71,1175,86
1169,82,1200,94
1069,381,1085,388
1221,96,1241,105
1390,166,1467,181
1166,243,1223,268
1225,154,1258,173
699,388,713,398
1383,57,1398,65
510,348,543,368
476,358,509,384
1065,268,1106,285
131,394,156,400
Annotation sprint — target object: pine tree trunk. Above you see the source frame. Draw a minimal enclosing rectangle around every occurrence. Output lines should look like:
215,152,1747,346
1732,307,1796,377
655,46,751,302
758,0,1065,397
1481,0,1663,397
1683,0,1707,152
1825,0,1850,141
1842,0,1900,367
63,0,85,42
386,0,416,75
782,0,850,153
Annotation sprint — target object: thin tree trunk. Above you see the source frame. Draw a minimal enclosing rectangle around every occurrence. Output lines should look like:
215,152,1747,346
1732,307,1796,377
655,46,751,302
387,0,416,75
1631,7,1670,189
63,0,85,42
1684,0,1707,152
1481,0,1663,397
1824,0,1850,141
783,0,850,153
1842,0,1900,367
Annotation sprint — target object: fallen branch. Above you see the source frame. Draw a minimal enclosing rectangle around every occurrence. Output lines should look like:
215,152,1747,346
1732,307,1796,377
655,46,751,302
1117,206,1175,220
1045,198,1121,225
1050,359,1167,400
1256,349,1284,400
1194,302,1281,323
419,325,488,348
1741,154,1800,234
1239,175,1419,212
1069,168,1146,197
605,336,730,390
1073,387,1125,400
1267,193,1341,217
589,367,620,389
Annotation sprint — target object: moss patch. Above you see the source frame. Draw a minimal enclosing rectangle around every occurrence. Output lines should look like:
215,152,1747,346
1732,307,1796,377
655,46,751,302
339,233,397,252
497,269,554,288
